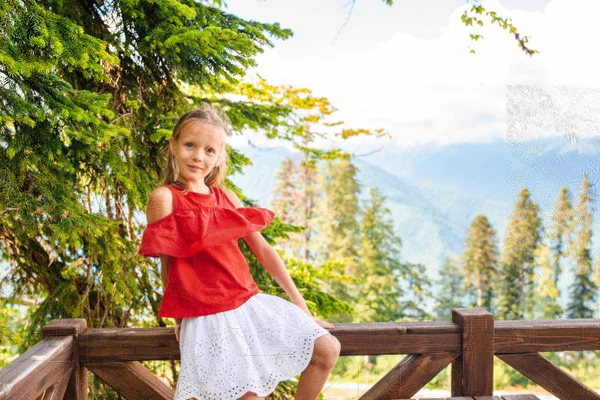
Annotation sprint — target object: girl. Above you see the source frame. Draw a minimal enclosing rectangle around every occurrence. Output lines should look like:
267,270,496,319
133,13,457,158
138,105,341,400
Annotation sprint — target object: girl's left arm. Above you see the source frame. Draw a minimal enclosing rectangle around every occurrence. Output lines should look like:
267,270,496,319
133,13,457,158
253,245,311,314
222,189,310,314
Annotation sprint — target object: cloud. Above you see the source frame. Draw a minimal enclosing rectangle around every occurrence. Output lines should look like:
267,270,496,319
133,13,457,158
228,0,600,149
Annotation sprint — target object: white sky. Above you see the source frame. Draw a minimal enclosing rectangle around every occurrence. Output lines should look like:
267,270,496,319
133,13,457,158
223,0,600,150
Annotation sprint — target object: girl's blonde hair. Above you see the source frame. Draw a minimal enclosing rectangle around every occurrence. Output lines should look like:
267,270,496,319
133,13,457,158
161,104,231,190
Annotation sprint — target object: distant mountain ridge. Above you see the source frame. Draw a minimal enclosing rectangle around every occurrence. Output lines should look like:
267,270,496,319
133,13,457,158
229,138,600,313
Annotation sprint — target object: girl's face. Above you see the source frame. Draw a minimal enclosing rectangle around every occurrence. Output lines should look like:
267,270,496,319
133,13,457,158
170,121,225,186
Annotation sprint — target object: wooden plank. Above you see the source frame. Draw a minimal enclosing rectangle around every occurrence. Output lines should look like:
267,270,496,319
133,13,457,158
359,353,458,399
332,321,460,334
77,318,600,363
501,396,540,400
43,318,88,400
39,371,70,400
495,319,600,353
86,361,174,400
452,309,494,397
79,327,460,361
415,398,447,399
79,327,181,362
42,319,87,336
0,336,74,400
473,396,503,400
498,353,600,400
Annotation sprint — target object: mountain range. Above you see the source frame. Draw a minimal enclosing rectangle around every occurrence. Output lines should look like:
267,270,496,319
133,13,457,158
229,137,600,313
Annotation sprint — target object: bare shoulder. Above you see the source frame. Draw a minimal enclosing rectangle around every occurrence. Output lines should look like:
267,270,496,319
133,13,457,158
220,187,244,208
146,186,173,224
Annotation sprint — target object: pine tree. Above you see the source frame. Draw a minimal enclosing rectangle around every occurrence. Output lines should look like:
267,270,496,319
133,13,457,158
0,3,386,395
398,261,433,321
299,157,320,263
532,244,563,319
270,158,305,259
461,214,500,312
498,188,542,320
433,255,465,320
565,173,597,319
548,187,574,286
313,157,362,300
354,187,406,323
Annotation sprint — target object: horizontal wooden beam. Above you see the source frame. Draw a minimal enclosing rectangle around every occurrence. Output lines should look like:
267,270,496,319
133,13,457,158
76,319,600,362
494,319,600,353
79,327,180,363
0,336,74,400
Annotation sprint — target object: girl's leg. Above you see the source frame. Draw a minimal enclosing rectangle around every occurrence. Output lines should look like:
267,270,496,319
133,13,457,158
238,391,264,400
295,334,342,400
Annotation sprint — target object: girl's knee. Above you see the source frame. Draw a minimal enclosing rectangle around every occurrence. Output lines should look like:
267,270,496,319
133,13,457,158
313,334,341,368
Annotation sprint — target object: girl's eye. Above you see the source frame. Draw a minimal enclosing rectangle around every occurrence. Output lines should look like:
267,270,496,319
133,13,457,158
185,143,193,148
207,148,214,153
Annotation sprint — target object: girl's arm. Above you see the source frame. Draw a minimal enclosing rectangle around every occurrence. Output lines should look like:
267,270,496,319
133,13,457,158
221,188,311,315
146,187,182,326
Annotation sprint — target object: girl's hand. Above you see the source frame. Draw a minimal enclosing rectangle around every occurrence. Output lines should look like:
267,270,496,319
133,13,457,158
312,316,335,329
175,324,181,342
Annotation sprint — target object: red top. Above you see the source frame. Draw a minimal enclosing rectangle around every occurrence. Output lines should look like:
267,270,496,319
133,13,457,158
138,185,275,318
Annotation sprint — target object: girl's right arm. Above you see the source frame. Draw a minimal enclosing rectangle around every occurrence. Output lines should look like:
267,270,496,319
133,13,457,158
145,187,181,326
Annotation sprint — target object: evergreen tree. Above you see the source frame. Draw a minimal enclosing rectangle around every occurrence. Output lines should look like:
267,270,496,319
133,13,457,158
565,173,597,319
548,187,574,286
270,158,305,259
433,254,465,320
299,158,320,263
532,244,563,319
354,187,407,323
498,188,542,320
0,1,385,395
398,261,433,321
461,214,500,311
313,157,362,309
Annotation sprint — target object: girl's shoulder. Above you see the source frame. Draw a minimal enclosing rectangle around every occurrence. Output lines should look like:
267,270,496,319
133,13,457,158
145,186,175,225
148,185,174,206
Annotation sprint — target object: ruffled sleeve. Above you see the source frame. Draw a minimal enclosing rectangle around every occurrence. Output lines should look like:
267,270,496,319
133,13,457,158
138,206,275,258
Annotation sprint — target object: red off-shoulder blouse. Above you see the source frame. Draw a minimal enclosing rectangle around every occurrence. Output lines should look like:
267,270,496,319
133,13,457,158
138,185,275,318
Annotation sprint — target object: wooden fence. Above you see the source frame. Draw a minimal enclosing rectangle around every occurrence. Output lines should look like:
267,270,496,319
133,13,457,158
1,308,599,399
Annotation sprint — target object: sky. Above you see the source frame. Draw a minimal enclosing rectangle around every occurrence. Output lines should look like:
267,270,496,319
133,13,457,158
223,0,600,151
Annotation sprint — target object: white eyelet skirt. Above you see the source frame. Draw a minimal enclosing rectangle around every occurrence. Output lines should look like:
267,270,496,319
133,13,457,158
174,293,331,400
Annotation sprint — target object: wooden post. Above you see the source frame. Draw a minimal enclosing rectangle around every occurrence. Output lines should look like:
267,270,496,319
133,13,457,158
43,319,88,400
451,308,494,397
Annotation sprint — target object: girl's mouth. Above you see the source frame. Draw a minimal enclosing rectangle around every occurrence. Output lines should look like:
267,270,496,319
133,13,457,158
188,165,203,172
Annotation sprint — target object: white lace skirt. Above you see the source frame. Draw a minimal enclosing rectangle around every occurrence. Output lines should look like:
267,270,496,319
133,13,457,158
174,293,331,400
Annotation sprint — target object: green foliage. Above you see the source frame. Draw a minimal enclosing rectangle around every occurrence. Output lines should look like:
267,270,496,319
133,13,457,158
0,1,383,397
355,187,407,323
462,214,500,312
461,4,538,55
497,188,543,320
548,187,574,286
565,173,597,319
433,255,466,320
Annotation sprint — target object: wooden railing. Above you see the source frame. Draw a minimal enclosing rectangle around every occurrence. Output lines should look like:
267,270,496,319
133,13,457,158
1,308,599,400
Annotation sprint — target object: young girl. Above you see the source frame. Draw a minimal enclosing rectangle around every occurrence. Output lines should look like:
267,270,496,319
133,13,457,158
138,105,341,400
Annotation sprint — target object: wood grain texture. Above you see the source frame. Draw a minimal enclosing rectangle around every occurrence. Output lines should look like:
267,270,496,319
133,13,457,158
0,336,74,400
359,353,458,400
498,353,600,400
452,309,494,397
43,318,88,400
87,361,174,400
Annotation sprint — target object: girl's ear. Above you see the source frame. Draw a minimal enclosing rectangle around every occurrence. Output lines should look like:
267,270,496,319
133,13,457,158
169,139,175,154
